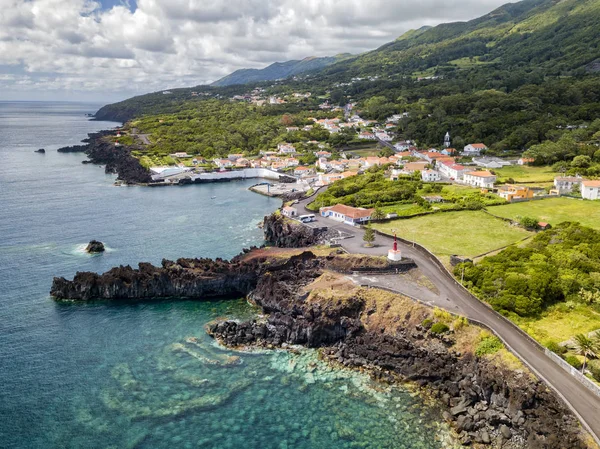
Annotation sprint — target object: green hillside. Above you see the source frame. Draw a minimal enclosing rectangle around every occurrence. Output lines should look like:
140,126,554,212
317,0,600,80
94,0,600,153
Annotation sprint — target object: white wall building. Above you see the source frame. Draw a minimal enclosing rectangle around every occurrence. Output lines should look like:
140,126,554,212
554,176,583,194
463,171,497,188
463,143,488,156
582,180,600,200
421,170,441,182
439,162,467,180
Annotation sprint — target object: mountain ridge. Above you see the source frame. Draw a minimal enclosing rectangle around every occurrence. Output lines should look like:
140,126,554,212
211,54,353,87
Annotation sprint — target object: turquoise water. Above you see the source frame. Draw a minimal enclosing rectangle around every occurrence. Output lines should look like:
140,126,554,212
0,102,451,449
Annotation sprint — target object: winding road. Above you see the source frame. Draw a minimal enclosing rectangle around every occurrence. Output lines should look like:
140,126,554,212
295,194,600,445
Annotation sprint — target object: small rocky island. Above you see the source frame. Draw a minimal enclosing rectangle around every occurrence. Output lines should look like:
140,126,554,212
85,240,105,253
34,148,45,154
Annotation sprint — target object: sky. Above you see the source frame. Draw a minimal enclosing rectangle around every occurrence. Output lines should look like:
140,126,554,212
0,0,512,103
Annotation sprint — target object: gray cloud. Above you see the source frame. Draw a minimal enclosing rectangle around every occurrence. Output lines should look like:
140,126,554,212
0,0,510,101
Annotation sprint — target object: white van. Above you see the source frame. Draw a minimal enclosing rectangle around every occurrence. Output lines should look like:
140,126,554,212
299,214,316,223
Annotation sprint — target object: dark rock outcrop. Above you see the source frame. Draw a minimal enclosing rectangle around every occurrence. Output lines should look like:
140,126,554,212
51,257,263,301
207,255,589,449
85,240,105,253
57,144,88,153
263,214,329,248
35,148,45,154
57,131,150,184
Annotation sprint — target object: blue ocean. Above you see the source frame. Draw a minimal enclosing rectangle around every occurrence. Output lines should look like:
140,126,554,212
0,101,451,449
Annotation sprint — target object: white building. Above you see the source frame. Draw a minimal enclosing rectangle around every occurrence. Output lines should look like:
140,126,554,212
439,161,467,180
554,176,584,194
375,132,393,141
277,143,296,154
582,180,600,200
472,157,511,169
320,204,374,226
394,141,412,152
421,170,441,182
463,143,488,156
463,171,497,188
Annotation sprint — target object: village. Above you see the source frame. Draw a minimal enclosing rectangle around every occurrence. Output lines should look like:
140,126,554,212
141,110,599,204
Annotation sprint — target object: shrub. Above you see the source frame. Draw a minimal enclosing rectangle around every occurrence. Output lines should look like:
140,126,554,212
475,335,504,356
565,355,582,370
433,307,452,323
589,362,600,382
430,323,450,334
452,316,469,331
421,318,433,329
545,340,567,355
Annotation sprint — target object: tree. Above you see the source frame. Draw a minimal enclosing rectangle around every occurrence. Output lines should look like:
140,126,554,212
371,208,386,221
517,216,539,229
571,155,591,169
363,226,375,247
572,334,597,373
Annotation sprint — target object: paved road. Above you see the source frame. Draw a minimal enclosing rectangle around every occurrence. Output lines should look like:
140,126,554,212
295,195,600,444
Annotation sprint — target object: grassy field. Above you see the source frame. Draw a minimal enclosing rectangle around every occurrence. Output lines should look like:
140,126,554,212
511,303,600,345
372,210,533,260
488,197,600,230
494,165,555,183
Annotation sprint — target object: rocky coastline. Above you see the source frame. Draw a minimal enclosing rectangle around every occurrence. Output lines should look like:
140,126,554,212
57,131,151,184
207,252,589,449
50,216,593,448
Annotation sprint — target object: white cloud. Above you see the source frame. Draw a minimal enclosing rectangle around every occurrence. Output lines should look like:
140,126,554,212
0,0,511,101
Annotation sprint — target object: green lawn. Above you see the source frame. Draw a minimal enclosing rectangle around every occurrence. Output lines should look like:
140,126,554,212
372,210,533,259
510,303,600,345
488,197,600,230
494,165,555,183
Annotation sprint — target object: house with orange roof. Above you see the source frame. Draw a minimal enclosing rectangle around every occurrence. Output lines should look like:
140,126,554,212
402,161,429,173
320,204,375,226
294,166,315,176
463,171,497,188
439,161,468,180
518,157,535,166
582,180,600,200
497,185,534,202
364,156,382,168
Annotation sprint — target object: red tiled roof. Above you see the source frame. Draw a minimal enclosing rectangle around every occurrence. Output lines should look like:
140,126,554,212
324,204,374,219
466,170,495,178
583,180,600,187
470,143,487,149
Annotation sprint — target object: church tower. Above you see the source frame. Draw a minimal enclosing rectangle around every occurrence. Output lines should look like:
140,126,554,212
444,132,451,148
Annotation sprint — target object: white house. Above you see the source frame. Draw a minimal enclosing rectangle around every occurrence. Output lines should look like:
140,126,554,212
554,176,584,194
472,157,511,169
518,157,535,166
317,158,331,171
277,143,296,154
421,170,441,182
439,161,467,180
375,132,393,141
463,171,497,188
320,204,374,226
394,141,412,151
213,158,233,169
582,180,600,200
359,131,376,140
463,143,488,156
282,206,298,218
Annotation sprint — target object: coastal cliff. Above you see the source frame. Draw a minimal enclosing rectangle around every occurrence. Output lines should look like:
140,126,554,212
263,214,330,248
50,246,593,448
50,257,261,301
208,255,590,449
57,131,151,184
